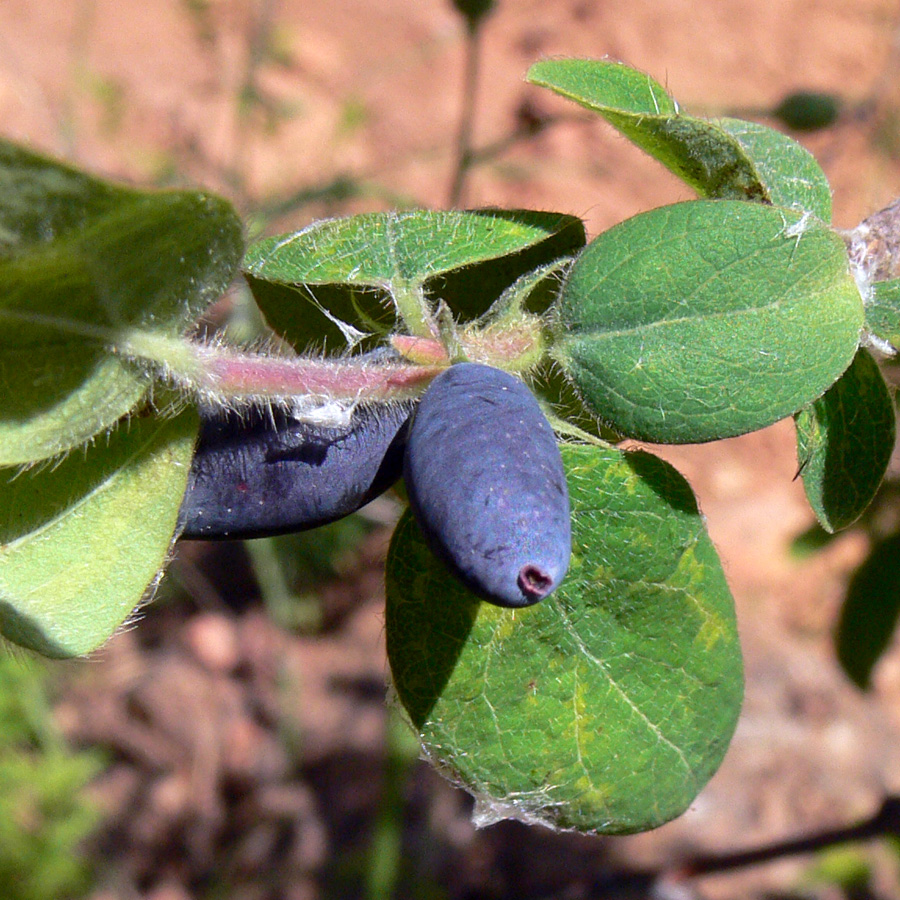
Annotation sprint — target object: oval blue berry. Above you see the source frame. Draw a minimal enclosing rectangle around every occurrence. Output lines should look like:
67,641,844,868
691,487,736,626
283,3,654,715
403,362,570,607
178,402,412,539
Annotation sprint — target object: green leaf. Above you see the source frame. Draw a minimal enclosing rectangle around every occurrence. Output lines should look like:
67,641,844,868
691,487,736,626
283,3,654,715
716,118,832,220
0,141,125,257
430,218,584,323
243,209,584,351
527,358,622,444
836,534,900,689
528,58,678,118
554,200,864,443
0,139,243,465
795,349,895,532
864,278,900,349
0,410,198,658
527,59,831,216
386,444,742,834
242,278,395,355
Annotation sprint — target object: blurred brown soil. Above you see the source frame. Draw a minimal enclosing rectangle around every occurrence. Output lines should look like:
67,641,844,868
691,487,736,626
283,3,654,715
5,1,900,897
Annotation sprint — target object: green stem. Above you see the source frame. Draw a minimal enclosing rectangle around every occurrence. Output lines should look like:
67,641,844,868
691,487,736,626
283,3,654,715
244,538,322,632
364,706,419,900
391,280,435,340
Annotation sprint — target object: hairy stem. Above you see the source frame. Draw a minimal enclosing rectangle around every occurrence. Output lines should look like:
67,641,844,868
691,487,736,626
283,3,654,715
391,279,436,339
117,330,442,408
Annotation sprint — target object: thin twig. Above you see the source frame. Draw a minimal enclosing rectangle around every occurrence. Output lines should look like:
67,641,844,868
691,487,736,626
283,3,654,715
448,20,484,207
667,796,900,882
467,111,582,166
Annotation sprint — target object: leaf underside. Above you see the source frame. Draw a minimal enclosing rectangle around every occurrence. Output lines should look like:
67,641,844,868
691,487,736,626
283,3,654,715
0,410,198,658
0,139,243,465
243,209,585,350
795,348,895,533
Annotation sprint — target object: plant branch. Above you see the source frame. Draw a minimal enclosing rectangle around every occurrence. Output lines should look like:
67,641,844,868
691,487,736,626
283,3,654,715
448,18,484,207
670,796,900,881
585,797,900,899
118,330,442,410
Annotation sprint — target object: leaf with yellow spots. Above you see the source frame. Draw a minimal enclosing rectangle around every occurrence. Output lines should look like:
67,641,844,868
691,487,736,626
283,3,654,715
385,444,742,834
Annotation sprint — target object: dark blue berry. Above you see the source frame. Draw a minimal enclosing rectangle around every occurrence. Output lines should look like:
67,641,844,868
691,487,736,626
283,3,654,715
178,401,412,539
403,362,570,607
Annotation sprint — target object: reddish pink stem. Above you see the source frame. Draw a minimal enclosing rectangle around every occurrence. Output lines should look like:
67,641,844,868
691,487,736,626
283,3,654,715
199,348,443,402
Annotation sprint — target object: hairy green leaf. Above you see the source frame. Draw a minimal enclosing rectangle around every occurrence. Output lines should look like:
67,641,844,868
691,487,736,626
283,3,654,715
529,57,678,118
716,118,832,220
527,59,831,216
0,410,197,658
0,142,125,257
554,200,863,443
864,277,900,349
243,209,584,350
386,444,742,834
0,139,243,465
796,349,895,532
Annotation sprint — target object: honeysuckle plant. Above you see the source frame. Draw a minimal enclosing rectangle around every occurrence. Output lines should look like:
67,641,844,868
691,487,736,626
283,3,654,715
2,58,898,835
